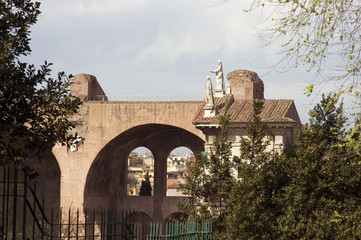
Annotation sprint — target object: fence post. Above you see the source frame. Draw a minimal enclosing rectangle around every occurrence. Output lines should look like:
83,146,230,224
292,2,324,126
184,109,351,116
5,167,10,240
1,167,5,239
12,167,18,240
59,208,62,239
50,209,54,240
76,209,79,240
68,208,71,240
107,209,112,240
22,171,28,240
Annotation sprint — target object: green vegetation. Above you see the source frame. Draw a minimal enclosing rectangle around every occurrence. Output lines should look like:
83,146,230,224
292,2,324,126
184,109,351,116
180,96,361,239
0,0,81,168
139,171,152,196
243,0,361,93
178,112,235,236
211,0,360,99
129,155,144,167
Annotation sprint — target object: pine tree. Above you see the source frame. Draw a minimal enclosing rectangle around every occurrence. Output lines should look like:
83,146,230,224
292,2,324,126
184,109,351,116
276,93,361,239
224,100,287,239
139,171,152,196
178,113,235,234
180,96,361,238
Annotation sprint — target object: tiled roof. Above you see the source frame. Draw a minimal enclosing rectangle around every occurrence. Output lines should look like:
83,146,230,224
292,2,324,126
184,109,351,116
193,94,300,124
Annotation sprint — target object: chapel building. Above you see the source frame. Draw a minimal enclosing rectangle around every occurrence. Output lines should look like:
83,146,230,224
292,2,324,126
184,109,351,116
193,69,302,156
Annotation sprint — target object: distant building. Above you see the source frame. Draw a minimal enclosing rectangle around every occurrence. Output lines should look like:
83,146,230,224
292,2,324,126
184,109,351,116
143,154,154,168
127,152,154,195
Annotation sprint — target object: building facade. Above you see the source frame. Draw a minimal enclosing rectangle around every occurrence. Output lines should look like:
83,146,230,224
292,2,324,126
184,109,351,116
193,69,302,156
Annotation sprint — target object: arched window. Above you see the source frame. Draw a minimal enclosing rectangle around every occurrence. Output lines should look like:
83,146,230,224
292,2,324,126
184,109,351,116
127,147,154,196
166,146,194,196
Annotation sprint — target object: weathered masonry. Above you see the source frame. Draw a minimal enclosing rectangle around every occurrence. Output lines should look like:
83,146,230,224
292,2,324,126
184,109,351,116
35,68,301,223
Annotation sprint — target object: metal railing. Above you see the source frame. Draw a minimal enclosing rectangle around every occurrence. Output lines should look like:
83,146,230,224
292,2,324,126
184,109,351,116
0,165,212,239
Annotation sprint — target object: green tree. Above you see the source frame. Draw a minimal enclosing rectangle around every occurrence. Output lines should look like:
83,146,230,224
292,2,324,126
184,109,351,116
226,94,361,239
224,100,287,239
182,96,361,239
276,93,361,239
139,171,152,196
177,152,210,220
0,0,81,168
230,0,361,95
178,113,235,235
129,155,144,167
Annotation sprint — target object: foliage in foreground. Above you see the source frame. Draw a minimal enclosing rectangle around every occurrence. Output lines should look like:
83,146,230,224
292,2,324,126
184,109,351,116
244,0,361,95
0,0,81,168
180,95,361,239
178,111,235,235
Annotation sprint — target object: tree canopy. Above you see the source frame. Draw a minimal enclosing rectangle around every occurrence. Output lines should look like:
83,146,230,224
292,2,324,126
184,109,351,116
0,0,81,167
139,171,152,196
180,96,361,239
241,0,361,95
178,113,235,237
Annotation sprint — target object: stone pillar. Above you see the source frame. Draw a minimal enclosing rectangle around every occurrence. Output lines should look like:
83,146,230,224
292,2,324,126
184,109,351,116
118,154,128,197
151,149,169,222
152,149,168,197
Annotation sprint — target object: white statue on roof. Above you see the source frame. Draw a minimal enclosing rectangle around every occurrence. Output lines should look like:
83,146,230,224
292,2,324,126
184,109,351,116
210,60,225,97
204,76,214,107
203,76,216,117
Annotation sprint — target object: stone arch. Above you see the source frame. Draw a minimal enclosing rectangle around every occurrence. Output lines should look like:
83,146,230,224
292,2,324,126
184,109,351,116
26,151,61,216
125,211,152,237
83,124,204,212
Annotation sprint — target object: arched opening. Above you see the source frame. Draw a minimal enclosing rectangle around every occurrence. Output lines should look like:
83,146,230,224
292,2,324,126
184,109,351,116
125,211,152,237
127,147,154,196
84,124,204,221
166,147,194,196
25,151,61,217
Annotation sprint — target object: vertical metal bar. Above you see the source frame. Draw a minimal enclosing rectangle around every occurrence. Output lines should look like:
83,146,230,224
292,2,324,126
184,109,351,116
22,171,28,240
106,209,112,240
113,210,117,240
92,209,95,240
84,209,88,240
76,209,79,240
159,222,162,239
5,166,10,240
122,209,125,239
12,167,18,240
68,208,71,240
32,182,36,240
50,209,54,240
100,209,102,240
59,208,62,239
1,167,6,237
100,210,102,240
41,198,45,240
102,209,105,240
165,222,168,238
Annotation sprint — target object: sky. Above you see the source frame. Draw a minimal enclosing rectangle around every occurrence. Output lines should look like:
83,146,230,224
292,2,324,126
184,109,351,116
25,0,320,123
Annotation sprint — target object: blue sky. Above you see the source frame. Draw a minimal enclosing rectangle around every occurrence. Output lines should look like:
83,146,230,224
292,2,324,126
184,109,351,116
25,0,320,123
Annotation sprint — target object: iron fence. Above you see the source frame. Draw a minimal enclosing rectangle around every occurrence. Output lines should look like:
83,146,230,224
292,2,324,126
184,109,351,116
0,165,212,240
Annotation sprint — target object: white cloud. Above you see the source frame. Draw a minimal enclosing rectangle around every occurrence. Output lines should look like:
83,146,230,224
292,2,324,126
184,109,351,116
26,0,312,122
40,0,151,18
